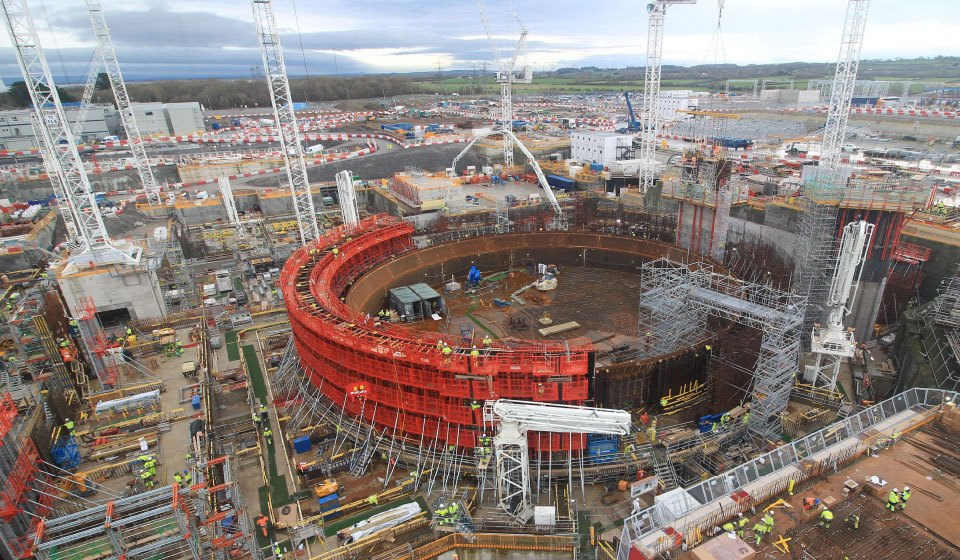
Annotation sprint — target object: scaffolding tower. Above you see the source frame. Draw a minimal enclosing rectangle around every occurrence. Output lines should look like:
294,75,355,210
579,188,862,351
637,258,805,442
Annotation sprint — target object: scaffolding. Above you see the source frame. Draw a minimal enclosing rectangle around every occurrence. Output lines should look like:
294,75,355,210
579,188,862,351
637,258,805,442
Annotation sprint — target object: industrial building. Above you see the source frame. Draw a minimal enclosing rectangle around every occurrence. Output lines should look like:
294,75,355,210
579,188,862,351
0,1,958,560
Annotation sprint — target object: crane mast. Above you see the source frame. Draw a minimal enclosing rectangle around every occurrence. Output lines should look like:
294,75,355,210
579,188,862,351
817,0,870,187
1,0,138,263
485,400,631,521
85,0,162,206
808,220,874,391
251,0,320,244
475,0,531,167
335,170,360,226
71,52,101,139
639,0,696,193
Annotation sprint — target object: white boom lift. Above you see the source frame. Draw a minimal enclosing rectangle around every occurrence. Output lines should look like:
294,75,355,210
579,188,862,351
85,0,163,206
639,0,696,193
484,399,631,521
808,220,874,391
251,0,320,244
1,0,139,263
335,170,360,226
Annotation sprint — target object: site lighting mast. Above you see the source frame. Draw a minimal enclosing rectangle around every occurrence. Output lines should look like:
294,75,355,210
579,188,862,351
638,0,696,193
251,0,320,244
1,0,139,263
476,0,532,167
809,221,874,391
85,0,162,206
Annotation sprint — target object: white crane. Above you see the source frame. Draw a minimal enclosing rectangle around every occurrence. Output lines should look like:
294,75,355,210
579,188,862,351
335,170,360,226
638,0,696,193
817,0,870,188
70,52,102,139
808,220,874,391
1,0,139,263
484,400,631,521
476,1,531,167
85,0,162,206
251,0,320,244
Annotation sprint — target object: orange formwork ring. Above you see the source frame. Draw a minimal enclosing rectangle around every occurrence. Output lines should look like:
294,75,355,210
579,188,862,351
281,214,593,452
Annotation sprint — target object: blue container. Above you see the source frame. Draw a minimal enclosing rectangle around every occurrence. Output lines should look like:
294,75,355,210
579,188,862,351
192,394,201,410
547,175,577,192
587,434,618,464
589,163,604,172
293,435,312,454
318,493,339,511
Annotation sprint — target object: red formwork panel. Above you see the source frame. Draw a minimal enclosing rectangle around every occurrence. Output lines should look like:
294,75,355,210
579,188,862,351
282,214,594,453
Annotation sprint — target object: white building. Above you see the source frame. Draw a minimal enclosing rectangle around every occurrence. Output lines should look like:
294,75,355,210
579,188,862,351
163,102,205,135
571,130,633,168
658,89,698,122
759,89,820,107
0,104,117,150
130,103,168,136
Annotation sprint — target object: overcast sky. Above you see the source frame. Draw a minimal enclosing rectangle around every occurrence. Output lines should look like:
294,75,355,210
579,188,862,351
1,0,959,84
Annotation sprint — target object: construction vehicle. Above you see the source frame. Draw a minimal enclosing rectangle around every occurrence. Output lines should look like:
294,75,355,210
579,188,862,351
622,90,642,132
312,478,339,499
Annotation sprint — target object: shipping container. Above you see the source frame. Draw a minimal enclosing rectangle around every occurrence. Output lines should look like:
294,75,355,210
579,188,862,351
546,175,577,192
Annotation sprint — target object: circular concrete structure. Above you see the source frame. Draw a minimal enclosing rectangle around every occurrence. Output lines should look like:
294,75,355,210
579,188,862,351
282,215,727,453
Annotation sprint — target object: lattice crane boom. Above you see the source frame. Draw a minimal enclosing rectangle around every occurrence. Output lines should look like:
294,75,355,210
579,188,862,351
639,0,696,193
251,0,319,244
71,52,101,139
85,0,162,206
1,0,137,262
816,0,870,188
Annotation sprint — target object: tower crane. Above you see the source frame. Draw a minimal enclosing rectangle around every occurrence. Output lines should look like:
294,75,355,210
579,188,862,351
638,0,696,193
84,0,162,206
794,0,870,346
476,0,531,167
484,400,631,521
450,4,565,226
251,0,320,244
1,0,139,263
71,52,102,139
808,221,874,391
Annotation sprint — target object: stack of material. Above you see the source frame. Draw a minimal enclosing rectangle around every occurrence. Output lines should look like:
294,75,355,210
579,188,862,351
940,402,960,432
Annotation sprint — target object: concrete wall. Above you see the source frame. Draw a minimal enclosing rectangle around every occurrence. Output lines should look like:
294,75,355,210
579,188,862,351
58,266,165,320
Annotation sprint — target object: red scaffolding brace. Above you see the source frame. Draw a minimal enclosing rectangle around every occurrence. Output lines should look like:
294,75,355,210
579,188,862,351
0,393,18,443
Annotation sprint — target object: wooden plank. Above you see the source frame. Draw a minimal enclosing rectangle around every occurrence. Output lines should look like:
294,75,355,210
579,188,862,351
538,321,580,336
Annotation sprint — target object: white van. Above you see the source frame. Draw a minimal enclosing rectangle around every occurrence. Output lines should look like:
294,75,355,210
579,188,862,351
103,135,119,142
306,144,324,154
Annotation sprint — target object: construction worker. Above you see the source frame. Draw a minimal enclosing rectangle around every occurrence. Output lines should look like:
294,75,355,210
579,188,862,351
802,497,820,511
819,509,834,528
752,521,766,545
367,494,379,506
482,336,492,346
763,510,775,531
58,337,70,349
660,397,668,408
436,340,443,352
448,502,459,524
140,470,153,488
435,503,447,526
742,412,750,424
470,346,480,358
64,418,76,437
126,327,133,337
736,513,747,538
844,514,860,529
185,452,193,463
273,542,282,559
720,412,731,427
470,400,482,411
264,428,273,446
256,514,269,537
900,486,911,510
173,472,183,486
183,469,192,486
887,488,900,512
252,411,262,428
260,403,269,418
721,521,736,535
144,457,157,475
68,318,80,338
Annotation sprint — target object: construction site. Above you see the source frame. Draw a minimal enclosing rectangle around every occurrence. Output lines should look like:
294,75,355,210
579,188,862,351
0,1,959,560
